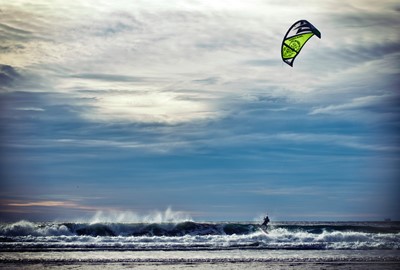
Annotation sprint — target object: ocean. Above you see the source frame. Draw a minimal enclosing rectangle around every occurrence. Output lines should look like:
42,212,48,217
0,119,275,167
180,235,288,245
1,220,400,268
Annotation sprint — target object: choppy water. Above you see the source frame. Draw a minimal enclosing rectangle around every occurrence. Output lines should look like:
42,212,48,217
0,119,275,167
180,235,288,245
1,220,399,251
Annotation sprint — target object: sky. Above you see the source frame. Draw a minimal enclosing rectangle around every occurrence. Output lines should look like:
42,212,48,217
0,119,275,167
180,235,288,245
0,0,399,222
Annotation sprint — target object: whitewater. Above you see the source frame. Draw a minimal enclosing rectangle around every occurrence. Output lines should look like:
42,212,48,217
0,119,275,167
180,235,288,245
1,220,399,252
1,219,400,269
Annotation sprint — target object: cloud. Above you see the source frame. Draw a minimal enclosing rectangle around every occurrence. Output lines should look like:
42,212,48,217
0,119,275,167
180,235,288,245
8,200,76,207
273,133,398,152
52,138,192,154
70,73,149,83
2,0,399,124
80,90,219,124
309,95,394,115
5,200,98,211
0,64,20,88
0,21,35,42
251,186,323,196
14,107,45,112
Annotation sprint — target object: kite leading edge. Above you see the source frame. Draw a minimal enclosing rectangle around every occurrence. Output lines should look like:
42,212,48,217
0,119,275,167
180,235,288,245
281,20,321,67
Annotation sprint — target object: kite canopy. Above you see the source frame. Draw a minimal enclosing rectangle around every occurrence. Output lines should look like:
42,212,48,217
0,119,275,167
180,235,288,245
281,20,321,67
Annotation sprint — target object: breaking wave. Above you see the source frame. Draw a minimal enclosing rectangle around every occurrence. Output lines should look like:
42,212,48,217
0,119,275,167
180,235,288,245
1,221,399,251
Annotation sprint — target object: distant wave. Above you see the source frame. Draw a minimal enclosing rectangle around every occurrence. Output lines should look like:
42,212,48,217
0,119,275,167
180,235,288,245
1,221,399,251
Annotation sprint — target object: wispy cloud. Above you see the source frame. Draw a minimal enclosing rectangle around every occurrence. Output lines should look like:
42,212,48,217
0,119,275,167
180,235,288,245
69,73,149,83
251,187,324,196
5,200,99,211
2,0,399,124
310,95,395,115
8,200,77,207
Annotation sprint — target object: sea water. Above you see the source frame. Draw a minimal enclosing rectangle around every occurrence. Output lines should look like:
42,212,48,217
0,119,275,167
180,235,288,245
1,221,399,264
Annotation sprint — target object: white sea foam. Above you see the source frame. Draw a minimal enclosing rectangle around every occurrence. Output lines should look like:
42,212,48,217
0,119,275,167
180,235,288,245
1,221,399,251
0,220,72,237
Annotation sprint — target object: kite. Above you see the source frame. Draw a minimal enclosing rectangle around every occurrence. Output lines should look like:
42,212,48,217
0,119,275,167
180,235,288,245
281,20,321,67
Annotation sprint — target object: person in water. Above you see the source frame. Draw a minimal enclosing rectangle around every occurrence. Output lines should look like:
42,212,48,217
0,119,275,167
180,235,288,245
262,215,270,227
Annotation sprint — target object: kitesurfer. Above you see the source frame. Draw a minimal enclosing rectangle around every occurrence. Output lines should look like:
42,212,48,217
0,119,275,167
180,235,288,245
262,215,270,227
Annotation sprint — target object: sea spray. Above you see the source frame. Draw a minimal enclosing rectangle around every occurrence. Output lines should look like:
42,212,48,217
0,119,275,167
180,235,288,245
87,207,192,224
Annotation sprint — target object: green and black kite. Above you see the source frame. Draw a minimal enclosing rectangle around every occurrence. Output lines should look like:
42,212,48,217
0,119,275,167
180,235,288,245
281,20,321,67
